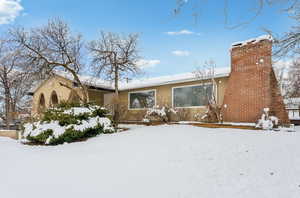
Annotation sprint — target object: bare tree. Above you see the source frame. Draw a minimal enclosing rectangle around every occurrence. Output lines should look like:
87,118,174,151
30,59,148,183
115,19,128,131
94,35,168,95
10,72,34,113
173,0,300,61
0,38,31,129
9,18,88,103
273,26,300,58
273,60,290,98
173,0,299,29
287,60,300,97
273,59,300,106
193,59,222,123
88,31,141,126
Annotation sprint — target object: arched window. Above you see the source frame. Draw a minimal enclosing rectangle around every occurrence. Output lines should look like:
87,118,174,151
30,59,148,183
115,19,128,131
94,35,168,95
38,93,46,113
50,91,59,106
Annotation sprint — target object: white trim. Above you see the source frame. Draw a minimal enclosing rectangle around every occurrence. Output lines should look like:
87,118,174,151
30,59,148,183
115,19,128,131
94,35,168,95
171,83,217,108
128,89,157,110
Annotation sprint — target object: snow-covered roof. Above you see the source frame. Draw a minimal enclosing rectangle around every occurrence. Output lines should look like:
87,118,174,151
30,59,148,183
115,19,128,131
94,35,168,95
119,67,230,90
55,71,114,91
231,35,273,49
28,67,231,94
28,71,114,94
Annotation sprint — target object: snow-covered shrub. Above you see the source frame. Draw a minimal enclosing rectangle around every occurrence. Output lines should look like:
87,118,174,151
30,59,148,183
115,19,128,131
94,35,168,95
195,102,223,123
175,108,189,121
144,105,177,122
22,103,114,145
256,108,279,130
194,111,208,122
142,118,150,123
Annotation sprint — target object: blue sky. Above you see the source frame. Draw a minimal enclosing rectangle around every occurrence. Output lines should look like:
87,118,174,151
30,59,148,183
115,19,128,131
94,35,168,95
0,0,295,77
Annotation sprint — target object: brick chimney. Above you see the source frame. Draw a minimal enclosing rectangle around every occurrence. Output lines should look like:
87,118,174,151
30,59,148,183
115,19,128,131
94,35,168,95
222,35,290,124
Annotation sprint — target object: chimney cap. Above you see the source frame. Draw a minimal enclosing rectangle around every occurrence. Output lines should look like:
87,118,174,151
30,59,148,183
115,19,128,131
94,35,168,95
231,35,273,49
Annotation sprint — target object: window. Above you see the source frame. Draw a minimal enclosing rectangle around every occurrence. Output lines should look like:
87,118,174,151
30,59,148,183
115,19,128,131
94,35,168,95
50,91,59,106
38,93,46,113
172,84,213,108
129,90,156,109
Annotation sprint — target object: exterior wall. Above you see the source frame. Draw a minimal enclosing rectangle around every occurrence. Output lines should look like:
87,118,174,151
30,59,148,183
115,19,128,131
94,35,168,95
31,75,107,115
0,130,18,139
88,90,105,106
32,76,74,115
222,39,290,124
118,77,228,121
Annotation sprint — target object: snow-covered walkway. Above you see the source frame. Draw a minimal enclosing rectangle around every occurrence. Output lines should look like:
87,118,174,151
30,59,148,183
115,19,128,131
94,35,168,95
1,125,300,198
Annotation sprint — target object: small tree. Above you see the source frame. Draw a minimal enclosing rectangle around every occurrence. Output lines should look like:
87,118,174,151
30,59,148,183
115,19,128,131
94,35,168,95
287,60,300,98
88,31,141,126
173,0,298,29
273,59,300,100
193,59,222,123
0,38,31,129
9,18,88,103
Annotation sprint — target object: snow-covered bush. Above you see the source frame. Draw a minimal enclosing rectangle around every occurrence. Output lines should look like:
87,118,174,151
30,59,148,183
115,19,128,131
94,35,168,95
22,103,114,145
256,108,279,130
194,103,223,123
175,108,189,121
144,105,177,122
194,111,208,122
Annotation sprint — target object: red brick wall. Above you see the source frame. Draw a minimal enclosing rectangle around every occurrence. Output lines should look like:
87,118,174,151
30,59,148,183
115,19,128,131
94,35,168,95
222,39,290,124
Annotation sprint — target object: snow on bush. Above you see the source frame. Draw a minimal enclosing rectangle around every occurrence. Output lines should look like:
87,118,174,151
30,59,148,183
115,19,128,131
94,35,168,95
142,118,150,123
144,105,177,122
22,103,114,145
63,106,108,116
256,108,279,130
194,110,208,121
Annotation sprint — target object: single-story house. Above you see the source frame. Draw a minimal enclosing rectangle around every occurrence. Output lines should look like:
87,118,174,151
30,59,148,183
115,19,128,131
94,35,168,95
285,98,300,124
28,35,290,124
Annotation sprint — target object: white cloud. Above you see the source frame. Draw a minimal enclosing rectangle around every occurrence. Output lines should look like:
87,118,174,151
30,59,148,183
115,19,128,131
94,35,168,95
165,29,201,36
0,0,23,25
136,59,161,68
172,50,190,56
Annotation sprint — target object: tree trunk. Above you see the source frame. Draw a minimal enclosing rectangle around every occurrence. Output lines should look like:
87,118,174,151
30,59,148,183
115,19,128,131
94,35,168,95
4,88,11,130
65,67,89,103
113,66,120,128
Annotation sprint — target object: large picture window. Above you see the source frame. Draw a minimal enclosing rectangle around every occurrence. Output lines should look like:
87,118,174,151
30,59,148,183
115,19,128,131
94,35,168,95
173,84,213,108
129,90,156,109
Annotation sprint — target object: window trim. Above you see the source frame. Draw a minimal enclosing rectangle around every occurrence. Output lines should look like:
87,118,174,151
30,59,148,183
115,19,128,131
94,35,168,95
128,89,157,110
171,83,216,108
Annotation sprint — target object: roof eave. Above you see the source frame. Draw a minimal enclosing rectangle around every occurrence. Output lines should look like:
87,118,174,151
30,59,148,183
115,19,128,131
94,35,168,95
119,73,230,91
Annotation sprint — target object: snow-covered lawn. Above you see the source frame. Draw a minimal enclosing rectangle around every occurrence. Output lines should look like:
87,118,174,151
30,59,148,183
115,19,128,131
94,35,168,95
1,125,300,198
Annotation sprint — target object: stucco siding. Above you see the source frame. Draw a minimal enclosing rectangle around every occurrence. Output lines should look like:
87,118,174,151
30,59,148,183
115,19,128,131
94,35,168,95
32,76,73,115
118,77,228,121
88,90,105,106
31,75,229,121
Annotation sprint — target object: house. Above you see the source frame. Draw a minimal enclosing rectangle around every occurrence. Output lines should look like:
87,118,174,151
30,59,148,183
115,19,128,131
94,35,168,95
285,98,300,125
28,35,290,124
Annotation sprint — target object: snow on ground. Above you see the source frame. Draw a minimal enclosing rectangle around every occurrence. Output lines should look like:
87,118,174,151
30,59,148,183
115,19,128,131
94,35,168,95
1,125,300,198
